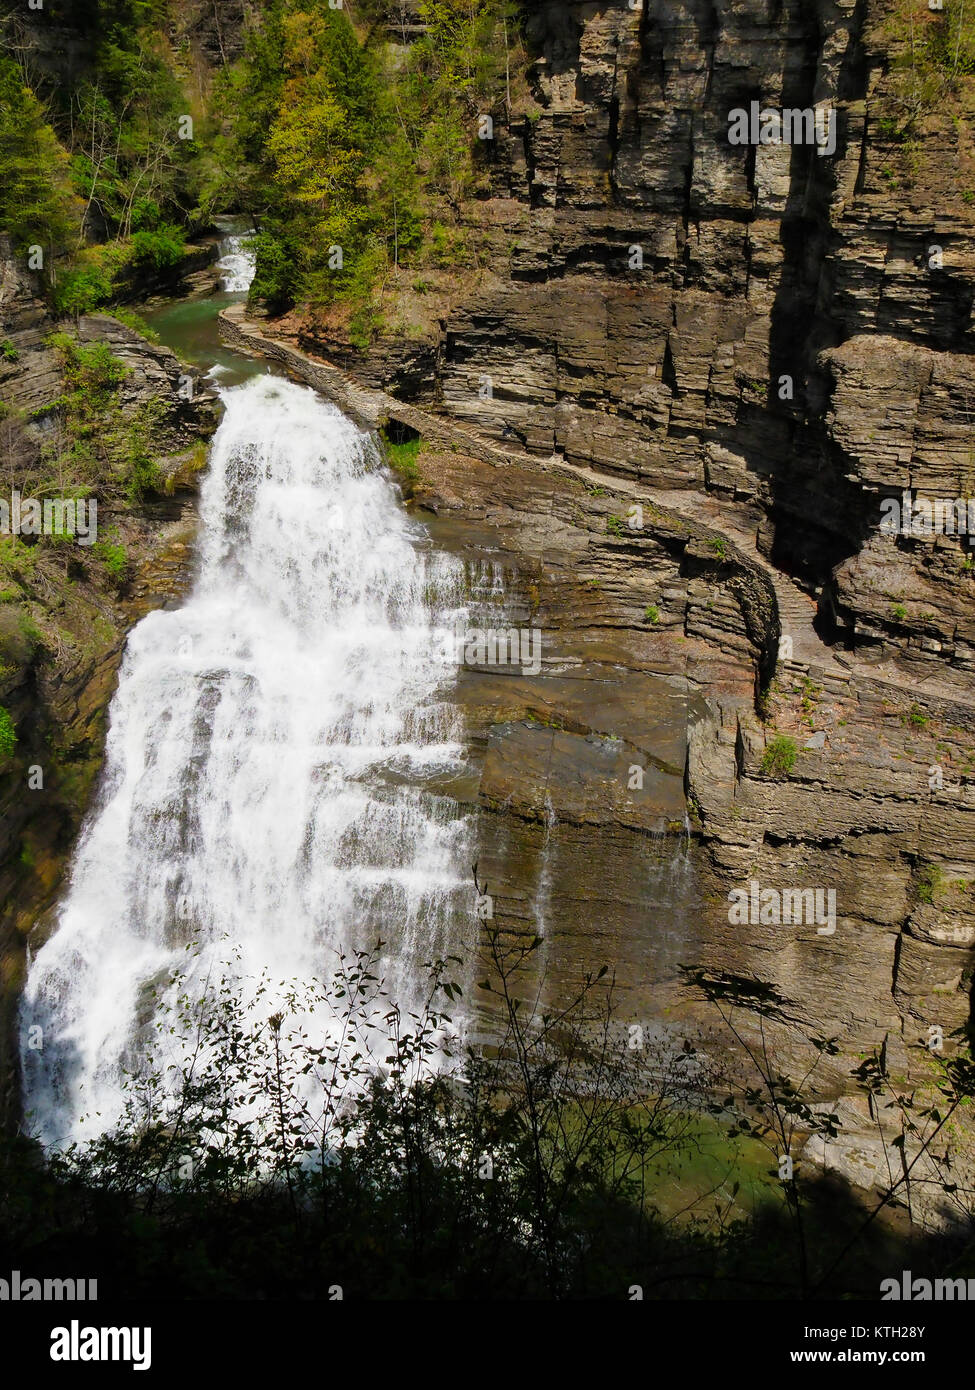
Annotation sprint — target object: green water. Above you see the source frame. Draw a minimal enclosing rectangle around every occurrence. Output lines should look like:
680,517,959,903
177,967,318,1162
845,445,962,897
143,293,269,388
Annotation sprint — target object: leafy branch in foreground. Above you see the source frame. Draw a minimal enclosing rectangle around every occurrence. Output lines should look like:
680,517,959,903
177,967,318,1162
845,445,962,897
7,929,973,1298
17,923,714,1299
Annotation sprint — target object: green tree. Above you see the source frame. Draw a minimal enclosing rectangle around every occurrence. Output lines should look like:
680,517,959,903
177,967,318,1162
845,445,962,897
0,57,80,261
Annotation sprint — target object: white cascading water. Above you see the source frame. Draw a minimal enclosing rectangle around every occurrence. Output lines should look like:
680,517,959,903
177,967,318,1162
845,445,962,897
20,375,475,1147
215,227,256,293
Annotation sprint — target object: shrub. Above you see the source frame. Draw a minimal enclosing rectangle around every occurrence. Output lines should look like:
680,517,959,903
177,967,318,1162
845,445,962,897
0,57,79,260
249,228,301,313
917,862,945,905
128,224,186,273
907,703,928,729
123,401,162,501
760,734,798,778
644,604,660,624
92,539,128,581
49,264,113,318
382,431,421,485
108,308,159,343
47,335,128,397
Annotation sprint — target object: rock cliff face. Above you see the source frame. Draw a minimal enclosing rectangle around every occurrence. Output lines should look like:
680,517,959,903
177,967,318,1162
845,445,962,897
4,0,975,1210
335,0,974,663
0,248,219,1127
291,1,975,1109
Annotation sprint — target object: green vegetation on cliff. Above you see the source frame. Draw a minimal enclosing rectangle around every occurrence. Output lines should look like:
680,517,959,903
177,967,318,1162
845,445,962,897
877,0,975,136
0,705,15,760
0,0,211,310
0,55,79,262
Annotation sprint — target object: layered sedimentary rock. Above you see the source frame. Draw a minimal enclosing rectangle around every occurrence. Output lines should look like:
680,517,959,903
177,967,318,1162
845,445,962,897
291,0,975,1112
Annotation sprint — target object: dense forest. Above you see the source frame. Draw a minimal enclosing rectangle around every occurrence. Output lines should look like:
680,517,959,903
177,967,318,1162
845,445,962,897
0,0,522,336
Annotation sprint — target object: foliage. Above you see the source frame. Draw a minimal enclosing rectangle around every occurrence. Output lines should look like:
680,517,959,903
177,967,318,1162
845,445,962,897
6,919,973,1298
221,0,520,322
48,334,129,398
381,430,422,484
49,262,114,317
128,224,186,273
0,0,522,331
917,861,945,905
0,0,207,308
91,537,128,581
39,1,204,242
48,231,184,317
907,702,929,729
0,704,15,759
760,734,798,778
0,56,80,261
122,400,162,501
878,0,975,136
10,923,721,1299
41,330,161,504
682,966,975,1297
107,308,159,343
248,226,302,313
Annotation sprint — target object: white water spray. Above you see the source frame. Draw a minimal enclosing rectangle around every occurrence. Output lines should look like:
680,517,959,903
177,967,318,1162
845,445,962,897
21,376,475,1146
215,225,256,293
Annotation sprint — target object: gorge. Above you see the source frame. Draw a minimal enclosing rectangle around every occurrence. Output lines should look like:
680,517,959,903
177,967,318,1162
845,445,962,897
1,0,975,1298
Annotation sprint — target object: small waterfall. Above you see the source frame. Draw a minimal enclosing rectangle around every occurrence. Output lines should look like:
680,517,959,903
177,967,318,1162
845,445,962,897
531,792,558,940
215,219,256,293
21,376,475,1147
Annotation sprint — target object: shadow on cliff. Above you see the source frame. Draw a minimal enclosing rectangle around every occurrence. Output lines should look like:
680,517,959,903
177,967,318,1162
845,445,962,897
753,1,871,625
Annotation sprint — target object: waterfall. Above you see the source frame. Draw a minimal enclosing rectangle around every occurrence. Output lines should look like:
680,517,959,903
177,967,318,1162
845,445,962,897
215,223,256,293
20,376,475,1147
